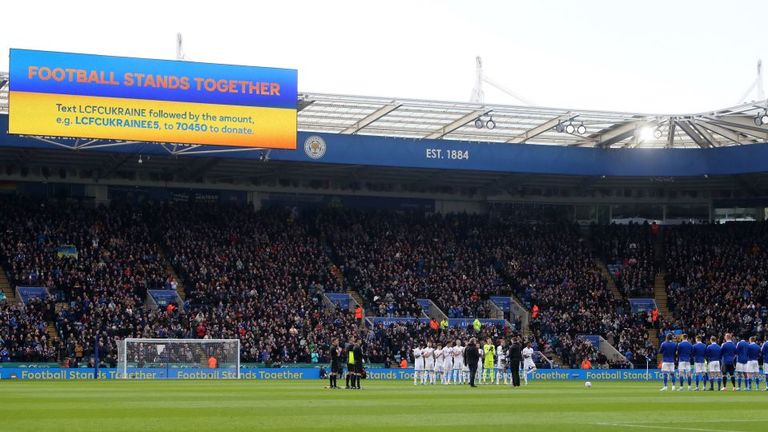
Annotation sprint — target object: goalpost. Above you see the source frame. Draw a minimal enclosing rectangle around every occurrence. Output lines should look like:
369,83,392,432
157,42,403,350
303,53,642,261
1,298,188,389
117,338,241,379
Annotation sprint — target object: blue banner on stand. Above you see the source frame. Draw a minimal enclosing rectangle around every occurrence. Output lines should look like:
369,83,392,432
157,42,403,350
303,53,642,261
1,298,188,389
629,298,657,313
448,318,507,328
17,286,49,304
369,317,431,326
325,293,351,310
490,296,512,312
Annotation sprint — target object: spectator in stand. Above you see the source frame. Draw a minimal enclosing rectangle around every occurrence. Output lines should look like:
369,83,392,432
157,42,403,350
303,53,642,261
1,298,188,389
592,223,656,297
664,222,768,339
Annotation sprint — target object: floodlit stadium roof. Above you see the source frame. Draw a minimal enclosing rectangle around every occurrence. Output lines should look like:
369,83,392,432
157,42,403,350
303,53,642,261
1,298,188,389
2,72,767,149
298,93,768,149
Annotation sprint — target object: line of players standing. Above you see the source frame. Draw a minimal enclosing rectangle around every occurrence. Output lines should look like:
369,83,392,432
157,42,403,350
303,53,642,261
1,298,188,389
659,333,768,391
411,337,537,387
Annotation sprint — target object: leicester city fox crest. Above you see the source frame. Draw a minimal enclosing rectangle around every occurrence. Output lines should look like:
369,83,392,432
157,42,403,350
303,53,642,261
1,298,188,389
304,135,326,160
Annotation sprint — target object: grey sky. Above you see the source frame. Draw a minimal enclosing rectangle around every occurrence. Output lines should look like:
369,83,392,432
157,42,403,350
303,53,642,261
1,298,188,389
2,0,766,113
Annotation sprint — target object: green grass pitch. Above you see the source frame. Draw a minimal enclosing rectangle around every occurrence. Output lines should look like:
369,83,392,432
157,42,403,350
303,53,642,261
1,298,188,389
1,380,766,432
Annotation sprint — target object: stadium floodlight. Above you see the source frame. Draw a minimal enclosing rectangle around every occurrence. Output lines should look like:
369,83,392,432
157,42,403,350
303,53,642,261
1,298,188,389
474,118,484,129
638,126,655,142
654,128,663,139
564,122,576,134
555,121,565,133
485,117,496,130
576,123,587,135
761,112,768,125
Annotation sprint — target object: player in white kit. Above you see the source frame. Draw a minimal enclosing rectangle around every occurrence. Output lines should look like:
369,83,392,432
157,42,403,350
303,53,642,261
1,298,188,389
496,339,508,385
452,340,464,384
422,341,435,385
477,346,484,384
412,343,424,385
434,344,444,385
442,344,453,384
522,342,536,385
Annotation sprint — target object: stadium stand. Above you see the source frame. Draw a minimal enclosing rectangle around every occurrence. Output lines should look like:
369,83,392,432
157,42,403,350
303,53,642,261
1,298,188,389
592,223,657,298
158,203,350,364
663,222,768,339
0,198,176,365
319,209,509,319
0,195,764,370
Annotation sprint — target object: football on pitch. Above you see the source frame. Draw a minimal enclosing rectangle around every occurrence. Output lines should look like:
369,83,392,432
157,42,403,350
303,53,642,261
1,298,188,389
585,381,592,388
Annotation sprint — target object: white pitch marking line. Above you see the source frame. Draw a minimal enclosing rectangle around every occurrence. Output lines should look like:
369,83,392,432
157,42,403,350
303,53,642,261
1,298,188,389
595,423,747,432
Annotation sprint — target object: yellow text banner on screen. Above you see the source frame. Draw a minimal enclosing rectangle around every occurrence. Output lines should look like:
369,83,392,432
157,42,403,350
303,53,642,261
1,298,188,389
8,49,297,149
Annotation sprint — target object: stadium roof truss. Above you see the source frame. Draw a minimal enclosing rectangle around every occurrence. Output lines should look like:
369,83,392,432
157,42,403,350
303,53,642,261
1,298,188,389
1,73,767,152
298,93,768,149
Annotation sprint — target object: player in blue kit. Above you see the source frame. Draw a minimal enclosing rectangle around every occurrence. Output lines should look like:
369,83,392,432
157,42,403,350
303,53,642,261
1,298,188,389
660,333,678,391
692,335,707,391
676,334,693,391
705,336,722,391
762,339,768,391
747,337,760,391
720,333,737,391
735,337,749,391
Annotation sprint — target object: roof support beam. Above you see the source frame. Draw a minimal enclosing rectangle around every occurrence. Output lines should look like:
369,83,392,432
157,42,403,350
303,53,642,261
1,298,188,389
425,108,490,140
590,121,644,148
692,122,719,146
689,120,718,147
693,119,745,144
666,121,676,148
703,116,768,140
676,120,712,148
341,102,401,134
506,112,575,144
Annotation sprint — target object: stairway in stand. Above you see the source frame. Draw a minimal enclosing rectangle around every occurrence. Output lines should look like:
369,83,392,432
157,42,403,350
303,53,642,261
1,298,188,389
650,272,670,363
347,290,366,328
0,270,19,305
158,250,185,300
647,328,660,364
653,273,671,318
46,322,59,343
548,353,564,368
595,258,623,301
348,290,364,309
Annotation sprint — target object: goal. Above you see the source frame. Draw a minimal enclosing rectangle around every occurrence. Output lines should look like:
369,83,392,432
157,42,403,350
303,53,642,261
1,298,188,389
117,338,240,379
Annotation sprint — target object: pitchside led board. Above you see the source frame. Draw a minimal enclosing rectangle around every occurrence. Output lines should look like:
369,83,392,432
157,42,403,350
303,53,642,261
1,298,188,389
8,49,297,149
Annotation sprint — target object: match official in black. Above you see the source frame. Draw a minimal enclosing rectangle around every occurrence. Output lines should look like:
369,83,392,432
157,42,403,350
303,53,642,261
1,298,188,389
328,338,341,389
508,337,522,387
464,338,480,387
353,340,365,389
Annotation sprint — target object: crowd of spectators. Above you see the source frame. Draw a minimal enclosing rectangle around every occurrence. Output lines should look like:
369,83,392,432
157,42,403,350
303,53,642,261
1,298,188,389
318,210,508,319
158,203,351,364
0,298,56,361
592,223,657,297
612,312,657,367
4,197,764,369
0,198,173,364
664,222,768,340
479,220,628,366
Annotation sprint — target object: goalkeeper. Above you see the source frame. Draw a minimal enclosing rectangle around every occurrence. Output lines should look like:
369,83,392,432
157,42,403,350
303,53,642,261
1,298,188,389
482,338,495,384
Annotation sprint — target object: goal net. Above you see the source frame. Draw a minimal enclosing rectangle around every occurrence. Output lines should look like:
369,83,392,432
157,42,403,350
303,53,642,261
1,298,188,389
117,338,240,379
